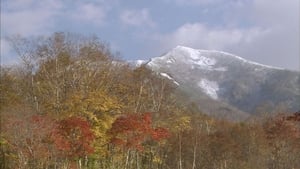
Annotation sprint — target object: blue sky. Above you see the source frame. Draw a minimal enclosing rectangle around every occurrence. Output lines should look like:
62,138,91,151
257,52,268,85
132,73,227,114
1,0,299,70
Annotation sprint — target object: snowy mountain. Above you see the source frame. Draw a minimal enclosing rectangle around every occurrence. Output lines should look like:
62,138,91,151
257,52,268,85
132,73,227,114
128,60,148,67
140,46,300,119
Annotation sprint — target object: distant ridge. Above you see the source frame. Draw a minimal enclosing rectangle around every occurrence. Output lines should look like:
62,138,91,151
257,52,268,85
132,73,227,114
132,46,300,119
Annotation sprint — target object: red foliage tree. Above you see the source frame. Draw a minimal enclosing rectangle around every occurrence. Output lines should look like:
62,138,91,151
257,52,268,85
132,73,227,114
51,116,95,158
3,113,56,168
109,113,170,151
265,112,300,140
284,112,300,139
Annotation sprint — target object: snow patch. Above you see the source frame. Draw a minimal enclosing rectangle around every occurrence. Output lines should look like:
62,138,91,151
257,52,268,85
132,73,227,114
173,81,180,86
147,60,159,69
178,46,284,70
174,46,217,70
160,73,180,86
198,49,285,70
166,57,176,64
160,73,173,80
135,60,147,66
191,56,216,66
176,46,200,60
148,45,284,72
198,79,219,100
128,60,148,67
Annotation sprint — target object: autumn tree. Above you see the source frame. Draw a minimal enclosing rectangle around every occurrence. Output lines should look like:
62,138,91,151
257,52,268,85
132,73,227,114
3,108,56,169
109,112,170,169
264,112,300,169
51,116,95,168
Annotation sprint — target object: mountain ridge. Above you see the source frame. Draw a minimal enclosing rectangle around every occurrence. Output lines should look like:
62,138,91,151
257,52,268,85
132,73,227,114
132,46,300,119
149,45,287,71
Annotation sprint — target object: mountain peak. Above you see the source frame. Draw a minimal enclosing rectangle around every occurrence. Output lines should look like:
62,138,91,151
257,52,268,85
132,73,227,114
149,46,218,70
161,46,285,70
143,46,299,117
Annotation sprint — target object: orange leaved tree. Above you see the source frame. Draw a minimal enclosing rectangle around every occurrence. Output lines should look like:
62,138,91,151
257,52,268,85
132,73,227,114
109,112,169,169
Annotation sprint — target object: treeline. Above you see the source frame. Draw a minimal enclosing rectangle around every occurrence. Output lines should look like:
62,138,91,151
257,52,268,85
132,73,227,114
0,33,299,169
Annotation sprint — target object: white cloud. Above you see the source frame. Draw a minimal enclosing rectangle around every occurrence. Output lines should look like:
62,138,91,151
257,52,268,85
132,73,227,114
252,0,299,26
156,23,270,51
120,8,156,27
154,20,299,70
164,0,226,6
1,0,111,65
1,0,110,36
4,0,62,11
1,0,298,70
2,0,62,36
69,2,108,26
2,10,54,36
246,0,299,69
155,0,299,70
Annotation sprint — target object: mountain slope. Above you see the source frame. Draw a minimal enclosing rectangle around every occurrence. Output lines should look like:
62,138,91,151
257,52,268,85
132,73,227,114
143,46,300,117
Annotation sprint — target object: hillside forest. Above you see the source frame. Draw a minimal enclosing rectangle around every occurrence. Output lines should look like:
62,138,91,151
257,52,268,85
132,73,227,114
0,33,299,169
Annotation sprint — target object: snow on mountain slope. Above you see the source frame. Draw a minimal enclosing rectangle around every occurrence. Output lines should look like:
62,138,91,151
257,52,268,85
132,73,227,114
149,46,219,71
144,46,299,114
128,59,147,67
160,73,180,86
198,79,219,100
147,45,288,100
149,46,284,71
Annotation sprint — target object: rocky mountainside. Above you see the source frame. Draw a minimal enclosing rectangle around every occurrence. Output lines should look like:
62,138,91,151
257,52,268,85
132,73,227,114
135,46,300,119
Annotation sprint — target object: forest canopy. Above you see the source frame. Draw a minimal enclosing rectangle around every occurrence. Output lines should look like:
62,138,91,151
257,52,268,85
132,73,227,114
0,33,299,169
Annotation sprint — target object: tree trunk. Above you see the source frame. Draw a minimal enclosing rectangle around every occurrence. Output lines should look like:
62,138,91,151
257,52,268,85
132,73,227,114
125,150,130,169
136,151,140,169
78,158,82,169
192,135,197,169
178,133,183,169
